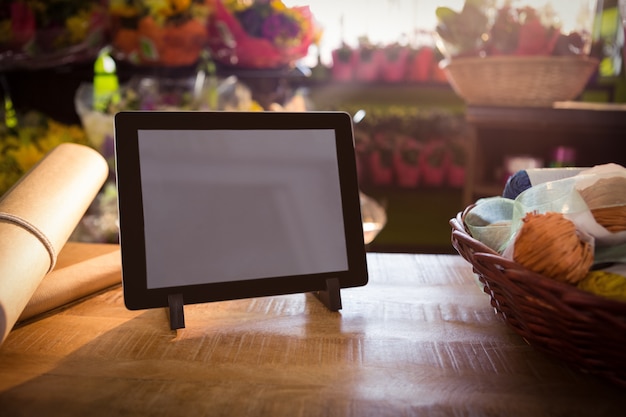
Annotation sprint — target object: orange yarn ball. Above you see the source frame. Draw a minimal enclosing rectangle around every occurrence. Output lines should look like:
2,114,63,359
513,212,593,284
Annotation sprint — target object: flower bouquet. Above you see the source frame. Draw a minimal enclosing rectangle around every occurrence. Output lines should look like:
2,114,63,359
435,0,599,106
207,0,319,69
436,0,595,59
0,0,108,70
109,0,213,66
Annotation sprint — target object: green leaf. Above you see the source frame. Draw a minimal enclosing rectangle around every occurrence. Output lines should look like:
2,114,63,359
435,7,458,24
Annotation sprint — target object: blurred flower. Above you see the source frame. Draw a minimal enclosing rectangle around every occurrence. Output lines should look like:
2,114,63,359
208,0,320,68
109,0,212,26
0,111,89,196
226,0,304,48
109,0,213,66
435,0,589,58
0,0,108,69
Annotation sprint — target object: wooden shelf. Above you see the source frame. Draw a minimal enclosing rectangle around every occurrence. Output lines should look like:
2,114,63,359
473,184,504,198
463,102,626,206
306,81,464,110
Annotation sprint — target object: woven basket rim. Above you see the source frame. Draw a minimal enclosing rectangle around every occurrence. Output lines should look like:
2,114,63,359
441,55,599,106
450,207,626,313
441,55,599,68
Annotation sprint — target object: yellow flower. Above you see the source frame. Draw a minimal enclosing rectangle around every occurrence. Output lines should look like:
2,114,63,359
144,0,192,18
270,0,287,12
171,0,192,14
109,0,141,17
37,135,63,155
65,11,91,44
8,143,44,173
0,20,12,44
223,0,254,12
1,111,92,195
1,135,20,152
37,121,88,154
250,101,264,111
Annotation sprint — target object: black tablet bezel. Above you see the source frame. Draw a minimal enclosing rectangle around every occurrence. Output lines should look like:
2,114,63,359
114,111,368,310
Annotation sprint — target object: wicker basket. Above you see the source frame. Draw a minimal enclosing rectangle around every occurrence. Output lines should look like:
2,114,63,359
450,207,626,387
441,56,599,107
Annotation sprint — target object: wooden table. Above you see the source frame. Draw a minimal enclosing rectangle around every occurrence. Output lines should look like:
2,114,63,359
1,251,625,416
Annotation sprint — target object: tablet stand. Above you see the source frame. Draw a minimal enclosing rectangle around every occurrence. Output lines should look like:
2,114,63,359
313,278,342,311
168,293,185,330
166,281,341,329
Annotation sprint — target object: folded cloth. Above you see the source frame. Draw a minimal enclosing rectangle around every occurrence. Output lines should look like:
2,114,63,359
503,167,585,199
468,164,626,265
503,170,531,199
18,242,121,322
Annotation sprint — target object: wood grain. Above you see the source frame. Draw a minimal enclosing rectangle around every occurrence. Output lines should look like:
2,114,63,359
1,252,625,416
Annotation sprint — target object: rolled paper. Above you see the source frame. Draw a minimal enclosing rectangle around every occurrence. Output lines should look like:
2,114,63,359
18,242,121,322
0,143,109,344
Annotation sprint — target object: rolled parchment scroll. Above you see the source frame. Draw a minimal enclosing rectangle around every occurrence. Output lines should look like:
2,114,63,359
18,242,121,322
0,143,109,344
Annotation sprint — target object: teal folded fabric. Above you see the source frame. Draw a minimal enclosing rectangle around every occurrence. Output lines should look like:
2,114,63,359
464,164,626,265
464,197,514,252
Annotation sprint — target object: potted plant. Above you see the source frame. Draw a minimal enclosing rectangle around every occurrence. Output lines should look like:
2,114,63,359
435,0,598,106
354,37,382,81
331,42,355,81
353,124,373,185
368,128,395,186
408,45,434,82
430,47,449,84
446,139,466,188
420,140,450,187
380,42,408,82
393,135,422,188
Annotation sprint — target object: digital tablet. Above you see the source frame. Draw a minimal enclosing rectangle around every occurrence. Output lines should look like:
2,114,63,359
114,111,368,310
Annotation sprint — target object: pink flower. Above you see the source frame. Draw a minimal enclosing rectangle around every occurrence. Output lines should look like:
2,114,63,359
10,2,36,45
515,15,560,55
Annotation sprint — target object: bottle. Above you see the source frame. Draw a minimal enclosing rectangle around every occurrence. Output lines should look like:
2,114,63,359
93,47,120,112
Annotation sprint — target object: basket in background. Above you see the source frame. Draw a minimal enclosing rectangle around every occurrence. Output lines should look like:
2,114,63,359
450,207,626,387
441,56,599,107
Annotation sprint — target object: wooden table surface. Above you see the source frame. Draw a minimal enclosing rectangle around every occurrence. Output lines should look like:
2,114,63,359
1,252,625,416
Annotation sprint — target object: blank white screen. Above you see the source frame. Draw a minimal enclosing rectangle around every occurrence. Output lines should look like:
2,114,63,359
138,129,349,289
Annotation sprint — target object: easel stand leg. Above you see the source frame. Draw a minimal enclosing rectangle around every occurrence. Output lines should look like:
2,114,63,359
314,278,342,312
168,293,185,330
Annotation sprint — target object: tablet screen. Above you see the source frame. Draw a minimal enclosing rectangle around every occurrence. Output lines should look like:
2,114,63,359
138,128,348,289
